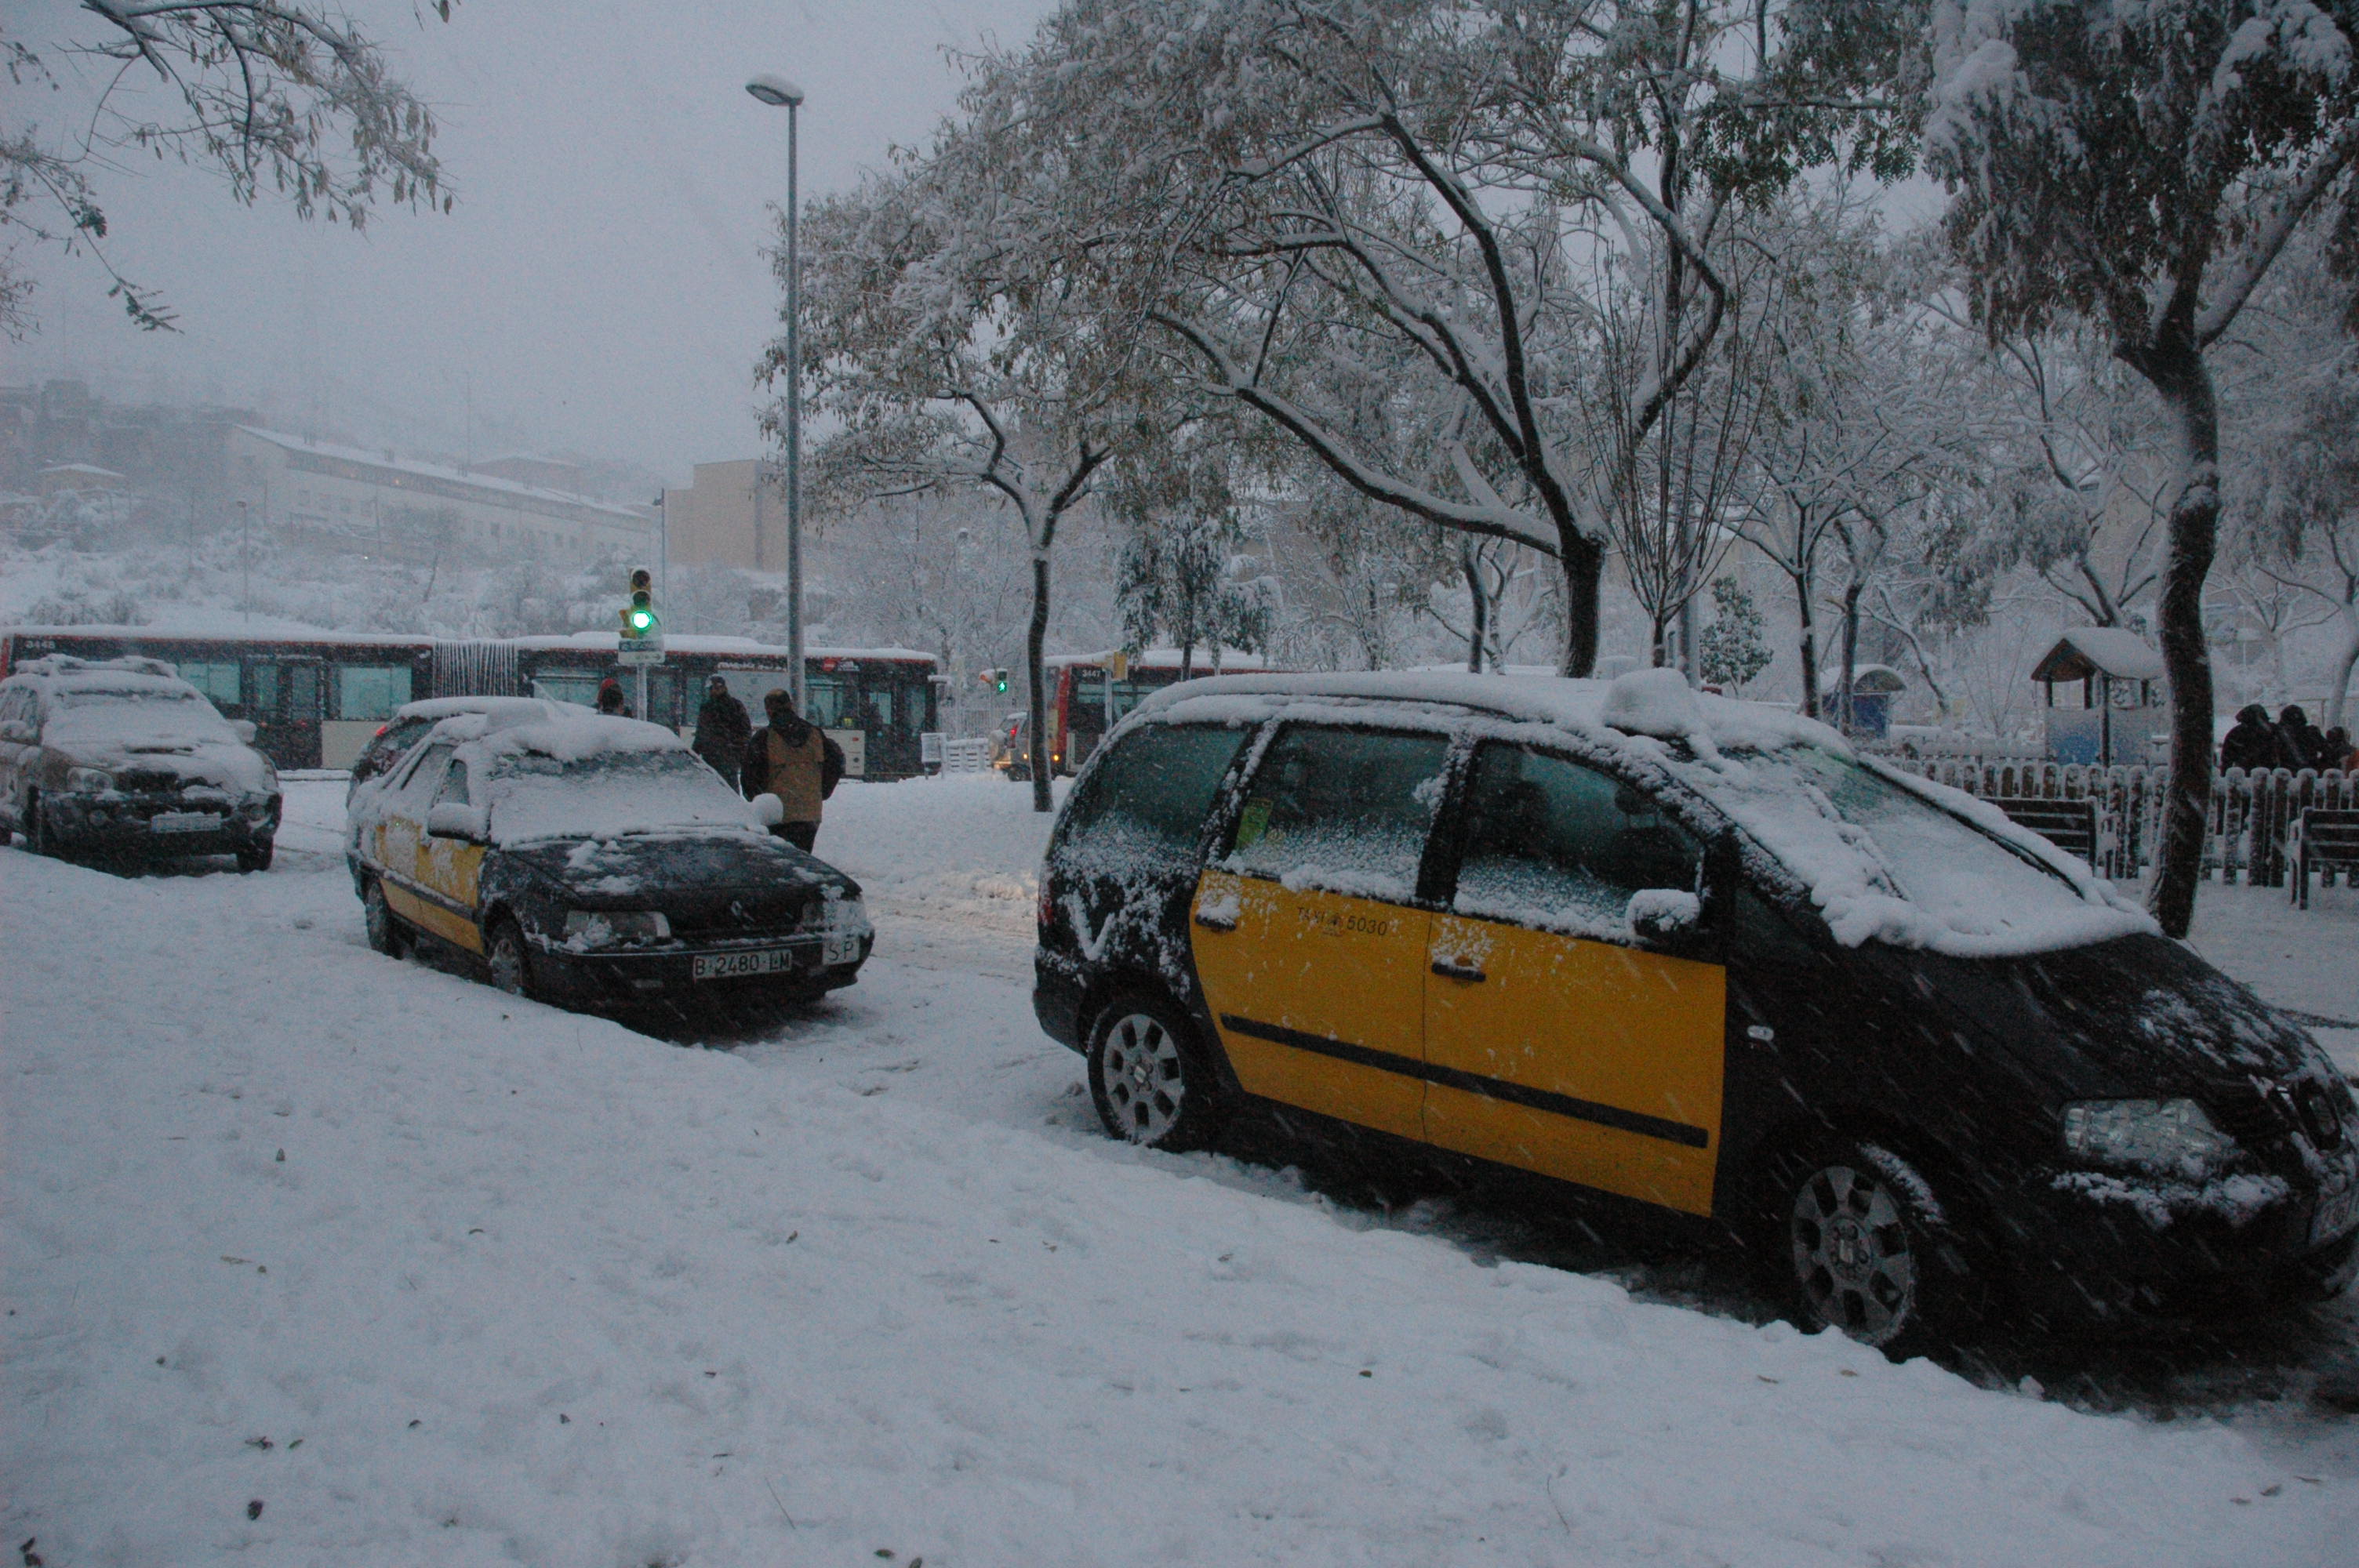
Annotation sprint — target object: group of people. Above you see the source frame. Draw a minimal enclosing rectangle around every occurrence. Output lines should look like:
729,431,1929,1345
2220,703,2357,775
689,675,844,851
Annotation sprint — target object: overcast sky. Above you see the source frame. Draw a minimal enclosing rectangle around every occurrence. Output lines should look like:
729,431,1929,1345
9,0,1057,488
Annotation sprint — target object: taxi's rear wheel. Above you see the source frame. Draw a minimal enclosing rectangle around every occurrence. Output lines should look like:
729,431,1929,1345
1758,1138,1979,1358
1088,996,1221,1152
363,877,408,957
486,917,536,1000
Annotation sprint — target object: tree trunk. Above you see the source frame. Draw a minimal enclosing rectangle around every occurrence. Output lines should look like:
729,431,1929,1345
1558,535,1603,677
2136,343,2223,940
1838,579,1863,736
1793,571,1821,720
2323,595,2357,736
1027,553,1053,815
1463,545,1487,673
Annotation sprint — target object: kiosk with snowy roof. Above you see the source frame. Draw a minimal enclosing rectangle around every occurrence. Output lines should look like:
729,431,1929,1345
2031,629,2167,766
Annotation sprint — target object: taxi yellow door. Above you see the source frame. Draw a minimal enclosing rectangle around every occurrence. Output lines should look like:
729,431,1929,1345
413,756,486,952
1422,744,1726,1215
1189,726,1452,1140
372,743,445,934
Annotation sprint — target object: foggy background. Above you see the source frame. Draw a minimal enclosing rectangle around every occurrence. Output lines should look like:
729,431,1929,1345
9,0,1056,484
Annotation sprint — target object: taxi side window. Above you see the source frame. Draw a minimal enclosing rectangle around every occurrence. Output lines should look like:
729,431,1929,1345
431,759,473,809
398,744,455,803
1057,724,1247,863
1227,725,1451,898
1454,745,1701,930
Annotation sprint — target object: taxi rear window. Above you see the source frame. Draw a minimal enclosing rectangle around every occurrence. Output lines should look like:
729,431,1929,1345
1056,724,1247,864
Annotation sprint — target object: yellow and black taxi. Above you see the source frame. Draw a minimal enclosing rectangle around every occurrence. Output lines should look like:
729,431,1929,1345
348,705,871,1007
1032,669,2359,1351
0,655,281,871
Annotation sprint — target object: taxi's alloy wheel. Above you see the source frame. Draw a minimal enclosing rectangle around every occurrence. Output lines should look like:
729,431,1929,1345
1759,1139,1976,1357
1088,997,1220,1152
487,918,536,1000
363,877,408,958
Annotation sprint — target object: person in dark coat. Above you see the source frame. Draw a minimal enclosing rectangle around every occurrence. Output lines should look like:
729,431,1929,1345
2276,704,2328,771
595,677,633,718
2220,704,2278,773
692,674,752,779
2324,726,2357,774
740,689,845,851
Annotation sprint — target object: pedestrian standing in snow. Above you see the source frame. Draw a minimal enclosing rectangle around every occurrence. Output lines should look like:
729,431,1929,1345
692,674,752,779
2275,704,2328,771
2220,704,2278,772
740,688,843,852
2324,726,2356,773
595,677,633,718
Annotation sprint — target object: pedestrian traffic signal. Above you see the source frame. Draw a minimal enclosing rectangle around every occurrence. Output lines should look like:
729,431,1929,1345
622,568,658,640
978,666,1010,694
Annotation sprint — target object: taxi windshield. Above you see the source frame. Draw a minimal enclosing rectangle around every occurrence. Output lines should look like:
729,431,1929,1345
482,746,756,844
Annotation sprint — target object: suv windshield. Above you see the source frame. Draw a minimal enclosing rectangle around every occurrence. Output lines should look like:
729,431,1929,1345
45,685,239,746
483,747,755,843
1728,746,2101,945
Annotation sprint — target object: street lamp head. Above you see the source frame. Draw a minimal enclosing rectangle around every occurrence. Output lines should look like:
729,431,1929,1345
745,74,804,107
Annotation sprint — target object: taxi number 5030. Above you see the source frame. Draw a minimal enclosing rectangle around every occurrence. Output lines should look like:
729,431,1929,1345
1298,907,1394,938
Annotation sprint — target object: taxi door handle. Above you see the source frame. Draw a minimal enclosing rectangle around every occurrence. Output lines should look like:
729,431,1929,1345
1430,958,1486,982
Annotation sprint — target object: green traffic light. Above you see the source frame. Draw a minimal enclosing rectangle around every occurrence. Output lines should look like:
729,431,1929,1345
629,608,655,632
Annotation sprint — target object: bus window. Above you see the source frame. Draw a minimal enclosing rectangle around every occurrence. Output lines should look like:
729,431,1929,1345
804,675,847,729
251,663,280,713
714,667,792,712
532,673,605,708
176,660,243,710
334,663,415,721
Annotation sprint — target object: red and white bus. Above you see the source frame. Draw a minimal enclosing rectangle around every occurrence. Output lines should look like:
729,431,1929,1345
999,648,1270,780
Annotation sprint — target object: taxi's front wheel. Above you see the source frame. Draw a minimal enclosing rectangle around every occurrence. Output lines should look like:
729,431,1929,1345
1757,1138,1986,1358
363,877,408,957
1088,996,1222,1152
486,917,538,1000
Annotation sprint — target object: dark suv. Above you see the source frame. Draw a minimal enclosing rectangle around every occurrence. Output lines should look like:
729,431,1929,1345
0,655,281,870
1032,670,2359,1352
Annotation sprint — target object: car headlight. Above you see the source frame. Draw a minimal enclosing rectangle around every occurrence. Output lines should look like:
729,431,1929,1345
65,767,115,794
2062,1098,2240,1180
802,895,868,935
563,909,671,947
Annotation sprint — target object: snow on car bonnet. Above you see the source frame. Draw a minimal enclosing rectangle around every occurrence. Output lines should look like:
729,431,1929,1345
1139,668,2154,957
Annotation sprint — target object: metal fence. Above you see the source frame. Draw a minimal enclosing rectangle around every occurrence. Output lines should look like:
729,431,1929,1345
1880,758,2357,886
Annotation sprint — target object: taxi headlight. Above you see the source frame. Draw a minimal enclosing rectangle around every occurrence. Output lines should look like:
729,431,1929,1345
564,909,671,947
66,766,114,794
2062,1098,2239,1180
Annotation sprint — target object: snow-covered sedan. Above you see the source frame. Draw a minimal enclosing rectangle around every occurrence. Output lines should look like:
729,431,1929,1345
1034,668,2359,1353
347,706,872,1008
0,654,282,870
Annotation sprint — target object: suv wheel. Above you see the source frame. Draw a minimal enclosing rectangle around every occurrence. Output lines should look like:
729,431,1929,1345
486,917,536,1000
363,877,408,957
1759,1138,1982,1357
1087,996,1222,1152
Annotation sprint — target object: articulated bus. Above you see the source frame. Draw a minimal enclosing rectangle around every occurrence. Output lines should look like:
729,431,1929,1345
1007,648,1271,780
0,626,941,780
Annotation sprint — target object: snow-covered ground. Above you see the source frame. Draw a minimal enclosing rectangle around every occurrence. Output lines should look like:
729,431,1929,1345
5,775,2357,1565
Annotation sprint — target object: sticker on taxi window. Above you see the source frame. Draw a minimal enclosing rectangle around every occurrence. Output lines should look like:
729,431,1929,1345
1234,797,1272,850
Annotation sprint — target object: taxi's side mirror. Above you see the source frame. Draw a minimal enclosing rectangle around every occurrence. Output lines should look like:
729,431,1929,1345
425,802,489,844
0,720,32,744
1627,888,1703,944
752,791,785,827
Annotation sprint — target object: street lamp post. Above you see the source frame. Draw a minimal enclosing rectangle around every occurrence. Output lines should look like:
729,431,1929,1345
237,498,251,624
746,72,807,712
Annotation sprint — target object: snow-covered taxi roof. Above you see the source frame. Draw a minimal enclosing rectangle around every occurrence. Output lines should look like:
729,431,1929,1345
424,707,690,762
391,695,587,725
1132,667,2154,959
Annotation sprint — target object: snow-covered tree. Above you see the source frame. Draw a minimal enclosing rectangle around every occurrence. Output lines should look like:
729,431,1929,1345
1107,439,1274,676
1925,0,2359,934
2,2,453,334
1698,575,1772,691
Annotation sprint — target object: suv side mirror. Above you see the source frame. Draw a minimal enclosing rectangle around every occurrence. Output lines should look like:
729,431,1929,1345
425,802,489,844
231,719,259,745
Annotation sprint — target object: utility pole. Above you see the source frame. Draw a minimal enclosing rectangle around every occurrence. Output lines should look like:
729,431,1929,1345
747,72,808,711
238,499,251,624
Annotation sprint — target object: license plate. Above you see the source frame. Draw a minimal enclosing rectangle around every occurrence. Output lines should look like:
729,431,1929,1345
821,932,861,967
150,811,221,833
692,947,798,982
2313,1179,2359,1246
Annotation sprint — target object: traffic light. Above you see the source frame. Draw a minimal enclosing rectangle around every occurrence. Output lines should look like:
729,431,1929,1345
621,568,658,640
978,666,1010,695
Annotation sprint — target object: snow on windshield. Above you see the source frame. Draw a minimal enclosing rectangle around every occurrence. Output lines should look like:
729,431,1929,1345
484,748,763,844
45,684,242,747
1698,746,2154,956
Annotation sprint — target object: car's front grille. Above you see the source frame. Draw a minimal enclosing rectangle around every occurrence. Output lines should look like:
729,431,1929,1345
668,893,814,940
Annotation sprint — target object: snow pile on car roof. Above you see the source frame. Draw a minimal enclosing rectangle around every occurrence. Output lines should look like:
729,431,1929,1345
394,695,588,724
434,709,690,761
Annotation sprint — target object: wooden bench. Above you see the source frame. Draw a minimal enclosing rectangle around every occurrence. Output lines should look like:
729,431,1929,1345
1988,797,2101,867
2292,808,2359,909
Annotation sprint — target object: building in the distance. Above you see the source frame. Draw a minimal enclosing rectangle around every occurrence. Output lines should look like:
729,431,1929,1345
662,459,785,571
227,426,656,562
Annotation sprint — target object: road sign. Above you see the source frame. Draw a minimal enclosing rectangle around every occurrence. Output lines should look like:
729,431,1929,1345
617,643,666,667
